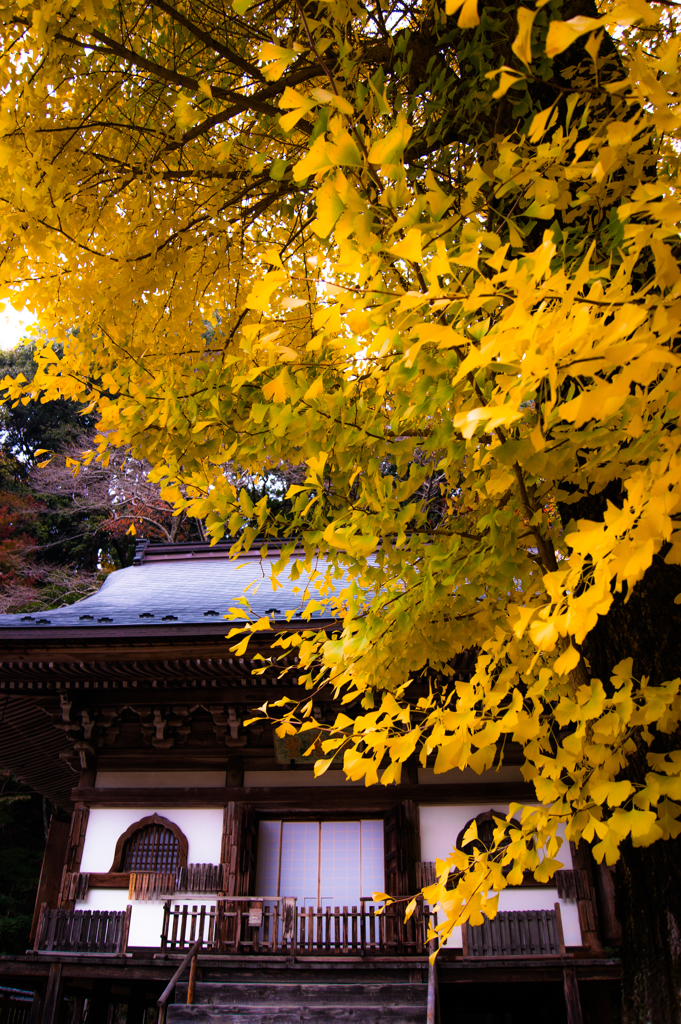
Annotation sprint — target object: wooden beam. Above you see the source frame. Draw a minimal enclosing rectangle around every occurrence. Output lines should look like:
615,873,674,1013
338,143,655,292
0,955,622,986
88,872,132,889
71,782,536,809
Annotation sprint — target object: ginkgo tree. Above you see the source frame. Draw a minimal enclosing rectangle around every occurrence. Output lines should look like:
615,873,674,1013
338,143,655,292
1,0,680,1017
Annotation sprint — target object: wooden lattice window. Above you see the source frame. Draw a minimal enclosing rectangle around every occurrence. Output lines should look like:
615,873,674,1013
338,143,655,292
110,814,188,873
124,825,180,872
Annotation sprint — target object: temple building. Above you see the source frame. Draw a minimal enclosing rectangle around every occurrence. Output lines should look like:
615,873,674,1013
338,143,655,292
0,541,621,1024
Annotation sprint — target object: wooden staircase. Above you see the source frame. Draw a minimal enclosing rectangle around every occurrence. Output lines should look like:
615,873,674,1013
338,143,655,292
166,981,429,1023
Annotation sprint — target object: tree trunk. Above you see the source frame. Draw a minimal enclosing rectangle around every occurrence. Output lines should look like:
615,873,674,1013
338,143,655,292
617,835,681,1023
561,486,681,1022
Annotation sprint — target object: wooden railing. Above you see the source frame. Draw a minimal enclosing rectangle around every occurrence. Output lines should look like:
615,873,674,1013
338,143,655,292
33,905,131,954
462,905,566,958
0,986,33,1024
161,897,438,956
157,938,201,1024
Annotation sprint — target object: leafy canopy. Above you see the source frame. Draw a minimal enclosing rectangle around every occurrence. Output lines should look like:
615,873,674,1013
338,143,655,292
1,0,681,943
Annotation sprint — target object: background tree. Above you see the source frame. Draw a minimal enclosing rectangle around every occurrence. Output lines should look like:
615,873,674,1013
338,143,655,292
0,342,210,609
1,1,680,1019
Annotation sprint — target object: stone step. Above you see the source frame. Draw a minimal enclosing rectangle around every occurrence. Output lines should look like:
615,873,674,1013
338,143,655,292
175,983,428,1007
167,1005,426,1024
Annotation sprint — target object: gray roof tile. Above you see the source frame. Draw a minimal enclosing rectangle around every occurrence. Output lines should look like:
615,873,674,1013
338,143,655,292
0,554,345,630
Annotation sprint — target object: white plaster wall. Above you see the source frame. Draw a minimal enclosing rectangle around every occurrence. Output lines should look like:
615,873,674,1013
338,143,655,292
419,804,574,869
95,771,226,788
80,807,224,872
74,889,216,948
419,804,580,949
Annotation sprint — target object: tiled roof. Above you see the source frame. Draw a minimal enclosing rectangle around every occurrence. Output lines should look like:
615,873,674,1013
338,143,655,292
0,546,345,632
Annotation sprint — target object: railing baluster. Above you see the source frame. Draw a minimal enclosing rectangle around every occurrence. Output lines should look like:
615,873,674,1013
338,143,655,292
234,900,243,954
415,906,421,953
342,906,349,955
171,905,179,951
70,910,82,953
316,905,323,951
179,905,188,949
308,906,314,952
351,906,357,952
105,912,115,954
325,907,331,952
161,901,170,951
53,910,64,952
271,902,279,954
252,905,259,954
91,911,101,954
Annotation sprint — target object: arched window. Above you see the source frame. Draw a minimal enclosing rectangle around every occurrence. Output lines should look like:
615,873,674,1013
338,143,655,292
456,810,520,862
110,814,188,873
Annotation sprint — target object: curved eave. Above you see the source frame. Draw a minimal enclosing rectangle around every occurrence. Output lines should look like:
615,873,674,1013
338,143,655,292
0,616,338,644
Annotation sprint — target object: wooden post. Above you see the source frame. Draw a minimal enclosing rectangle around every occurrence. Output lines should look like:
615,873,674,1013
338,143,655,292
186,944,199,1004
29,987,43,1024
120,903,132,953
461,922,470,958
554,902,567,955
33,903,47,953
593,861,622,946
570,841,603,951
426,939,438,1024
69,995,84,1024
40,963,63,1024
30,820,70,945
563,966,584,1024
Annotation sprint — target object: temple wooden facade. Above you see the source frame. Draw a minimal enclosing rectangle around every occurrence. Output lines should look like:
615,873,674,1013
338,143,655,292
0,542,621,1024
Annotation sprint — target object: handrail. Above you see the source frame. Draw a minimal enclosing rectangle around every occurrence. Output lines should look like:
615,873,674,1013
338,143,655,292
157,938,201,1024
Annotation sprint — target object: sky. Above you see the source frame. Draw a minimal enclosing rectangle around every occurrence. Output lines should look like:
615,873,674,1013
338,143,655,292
0,305,36,350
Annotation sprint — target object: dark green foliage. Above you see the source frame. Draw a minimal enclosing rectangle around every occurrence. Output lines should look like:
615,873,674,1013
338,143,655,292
0,778,46,955
0,341,97,472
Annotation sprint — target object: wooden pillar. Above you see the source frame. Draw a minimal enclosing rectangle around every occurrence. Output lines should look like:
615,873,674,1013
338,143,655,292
384,801,420,898
220,802,257,897
570,841,603,951
593,861,622,947
563,966,584,1024
40,963,63,1024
